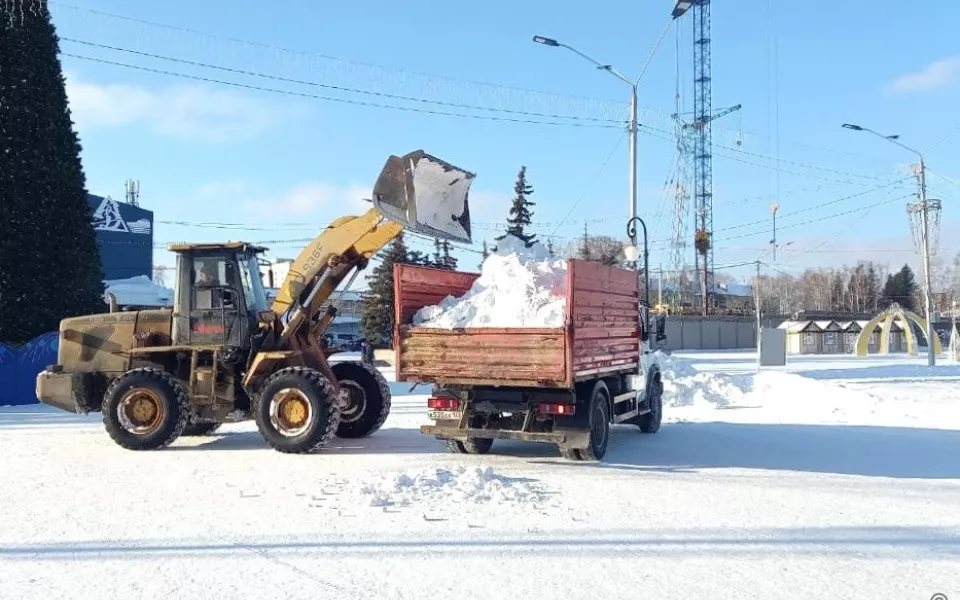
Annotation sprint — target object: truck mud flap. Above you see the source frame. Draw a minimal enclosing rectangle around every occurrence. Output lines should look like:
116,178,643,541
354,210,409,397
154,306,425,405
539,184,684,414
421,425,572,445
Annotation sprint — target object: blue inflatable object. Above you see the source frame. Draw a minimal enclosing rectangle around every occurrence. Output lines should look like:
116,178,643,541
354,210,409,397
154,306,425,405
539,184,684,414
0,332,60,407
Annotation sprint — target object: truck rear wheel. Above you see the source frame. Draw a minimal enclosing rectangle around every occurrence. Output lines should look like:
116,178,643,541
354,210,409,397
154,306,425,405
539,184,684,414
254,367,341,454
101,368,190,451
331,362,392,438
567,381,610,461
445,438,493,455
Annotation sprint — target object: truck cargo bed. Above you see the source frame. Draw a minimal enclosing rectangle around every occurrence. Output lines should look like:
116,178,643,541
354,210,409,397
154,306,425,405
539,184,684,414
393,260,640,389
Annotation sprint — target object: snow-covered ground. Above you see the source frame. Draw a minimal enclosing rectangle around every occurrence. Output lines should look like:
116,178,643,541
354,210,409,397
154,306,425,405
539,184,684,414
2,351,959,599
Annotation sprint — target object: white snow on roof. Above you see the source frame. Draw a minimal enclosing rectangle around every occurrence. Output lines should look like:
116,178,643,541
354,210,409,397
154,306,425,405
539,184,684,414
780,320,813,333
103,276,172,307
814,320,835,330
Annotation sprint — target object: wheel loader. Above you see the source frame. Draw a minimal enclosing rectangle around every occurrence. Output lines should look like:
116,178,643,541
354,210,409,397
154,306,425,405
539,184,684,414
35,150,475,453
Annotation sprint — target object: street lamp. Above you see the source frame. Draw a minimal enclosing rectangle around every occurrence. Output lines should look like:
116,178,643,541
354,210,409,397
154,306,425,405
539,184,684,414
625,216,650,341
533,34,640,248
842,122,936,366
672,1,694,18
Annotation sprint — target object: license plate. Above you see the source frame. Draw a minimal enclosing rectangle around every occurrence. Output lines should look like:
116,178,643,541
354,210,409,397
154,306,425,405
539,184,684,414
428,410,462,421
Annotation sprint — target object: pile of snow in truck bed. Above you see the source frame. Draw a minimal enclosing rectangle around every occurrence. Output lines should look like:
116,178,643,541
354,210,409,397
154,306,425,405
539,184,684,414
412,235,568,328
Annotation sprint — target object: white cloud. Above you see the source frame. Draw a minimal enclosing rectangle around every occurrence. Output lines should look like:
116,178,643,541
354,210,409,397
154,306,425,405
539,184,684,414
888,56,960,94
63,71,289,142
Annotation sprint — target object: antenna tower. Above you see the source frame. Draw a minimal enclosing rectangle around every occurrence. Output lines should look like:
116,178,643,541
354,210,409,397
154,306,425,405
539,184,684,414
125,179,140,206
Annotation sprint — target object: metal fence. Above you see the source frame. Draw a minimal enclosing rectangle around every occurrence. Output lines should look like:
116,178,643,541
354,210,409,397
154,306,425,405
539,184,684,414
656,316,782,351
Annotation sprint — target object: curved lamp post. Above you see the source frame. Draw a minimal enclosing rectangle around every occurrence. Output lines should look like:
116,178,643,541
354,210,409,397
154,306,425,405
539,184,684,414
624,216,650,341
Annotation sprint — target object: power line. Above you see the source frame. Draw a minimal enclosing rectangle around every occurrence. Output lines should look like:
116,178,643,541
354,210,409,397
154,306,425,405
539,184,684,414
50,1,625,108
711,177,912,234
62,53,623,129
642,126,898,185
61,38,623,126
549,131,627,236
717,194,913,243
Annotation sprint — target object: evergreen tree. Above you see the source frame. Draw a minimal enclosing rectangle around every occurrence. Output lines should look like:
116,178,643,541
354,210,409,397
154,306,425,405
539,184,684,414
578,225,593,261
1,1,104,343
495,166,537,247
407,249,430,266
360,234,409,347
830,270,846,311
439,239,457,270
880,264,918,312
547,239,555,258
431,238,443,268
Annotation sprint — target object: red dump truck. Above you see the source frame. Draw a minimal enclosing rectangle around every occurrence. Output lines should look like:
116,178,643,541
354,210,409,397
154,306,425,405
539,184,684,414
393,259,663,461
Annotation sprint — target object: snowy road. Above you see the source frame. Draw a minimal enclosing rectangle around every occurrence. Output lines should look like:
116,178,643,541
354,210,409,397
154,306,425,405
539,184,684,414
2,353,959,600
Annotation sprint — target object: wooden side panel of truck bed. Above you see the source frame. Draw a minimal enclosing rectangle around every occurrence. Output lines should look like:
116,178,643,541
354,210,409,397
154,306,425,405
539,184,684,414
393,260,639,389
567,260,640,379
393,264,570,388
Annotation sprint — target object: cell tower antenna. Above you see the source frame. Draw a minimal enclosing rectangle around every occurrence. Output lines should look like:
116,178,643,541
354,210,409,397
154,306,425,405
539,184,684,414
125,179,140,207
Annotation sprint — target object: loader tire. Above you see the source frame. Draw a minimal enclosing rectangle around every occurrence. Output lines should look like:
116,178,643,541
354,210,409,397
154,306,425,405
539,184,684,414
638,375,663,434
331,362,391,439
254,367,341,454
445,438,493,455
181,421,222,436
101,368,190,451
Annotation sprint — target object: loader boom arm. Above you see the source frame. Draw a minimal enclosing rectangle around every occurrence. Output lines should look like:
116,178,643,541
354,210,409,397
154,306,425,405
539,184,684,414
270,206,402,339
268,149,476,344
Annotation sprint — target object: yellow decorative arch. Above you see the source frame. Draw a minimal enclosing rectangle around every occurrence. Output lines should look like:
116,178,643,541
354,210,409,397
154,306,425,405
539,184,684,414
855,304,942,356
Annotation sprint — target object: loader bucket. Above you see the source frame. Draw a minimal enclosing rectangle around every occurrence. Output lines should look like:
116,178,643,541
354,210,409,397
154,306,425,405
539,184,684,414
371,150,474,244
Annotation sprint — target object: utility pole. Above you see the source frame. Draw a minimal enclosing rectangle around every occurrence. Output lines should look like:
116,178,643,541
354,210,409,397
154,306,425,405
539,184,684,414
533,35,639,249
914,156,936,366
842,123,937,366
755,259,762,372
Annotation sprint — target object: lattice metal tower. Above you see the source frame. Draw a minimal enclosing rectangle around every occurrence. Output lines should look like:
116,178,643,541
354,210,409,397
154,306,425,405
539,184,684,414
691,0,714,314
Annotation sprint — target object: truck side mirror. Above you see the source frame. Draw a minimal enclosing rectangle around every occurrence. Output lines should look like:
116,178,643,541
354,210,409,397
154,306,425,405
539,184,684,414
655,314,667,342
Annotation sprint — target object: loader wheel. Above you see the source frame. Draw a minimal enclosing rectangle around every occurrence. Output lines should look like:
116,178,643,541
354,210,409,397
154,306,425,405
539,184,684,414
638,375,663,434
331,362,391,439
574,381,610,461
101,368,190,451
445,438,493,455
181,421,222,436
254,366,341,454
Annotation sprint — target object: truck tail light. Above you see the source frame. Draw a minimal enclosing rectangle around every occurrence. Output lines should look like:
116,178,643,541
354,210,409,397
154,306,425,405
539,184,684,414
539,403,575,416
427,397,460,410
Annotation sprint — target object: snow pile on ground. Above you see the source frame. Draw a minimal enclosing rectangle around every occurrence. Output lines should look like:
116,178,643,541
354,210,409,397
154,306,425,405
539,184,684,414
358,465,547,507
653,351,746,408
413,235,568,328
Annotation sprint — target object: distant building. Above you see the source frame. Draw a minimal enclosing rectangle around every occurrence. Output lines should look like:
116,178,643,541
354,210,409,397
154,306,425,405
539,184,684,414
87,193,154,280
259,258,293,289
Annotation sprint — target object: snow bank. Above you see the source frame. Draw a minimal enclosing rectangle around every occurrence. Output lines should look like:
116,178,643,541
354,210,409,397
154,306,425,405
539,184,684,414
413,235,568,328
653,351,746,408
358,465,546,507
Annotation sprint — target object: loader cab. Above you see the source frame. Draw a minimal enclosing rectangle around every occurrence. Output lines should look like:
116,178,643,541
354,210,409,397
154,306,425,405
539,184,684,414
168,242,270,348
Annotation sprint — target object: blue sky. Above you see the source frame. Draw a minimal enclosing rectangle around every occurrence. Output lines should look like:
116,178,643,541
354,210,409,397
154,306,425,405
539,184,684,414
50,0,960,284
